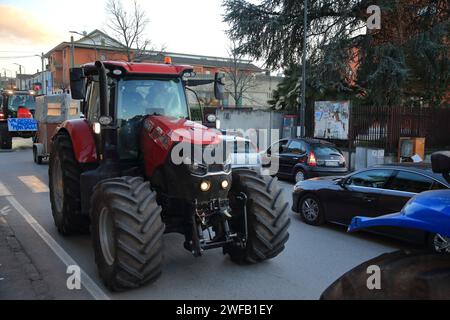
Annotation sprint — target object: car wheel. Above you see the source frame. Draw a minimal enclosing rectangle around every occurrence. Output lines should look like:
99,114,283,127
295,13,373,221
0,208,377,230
298,194,325,226
428,233,450,254
294,169,306,183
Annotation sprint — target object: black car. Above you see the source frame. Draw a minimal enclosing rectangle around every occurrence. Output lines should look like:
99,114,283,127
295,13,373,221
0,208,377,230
263,138,348,182
292,163,450,252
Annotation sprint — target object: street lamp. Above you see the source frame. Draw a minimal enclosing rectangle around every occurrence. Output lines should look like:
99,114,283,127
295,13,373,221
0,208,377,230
299,0,308,138
69,30,98,61
13,63,25,75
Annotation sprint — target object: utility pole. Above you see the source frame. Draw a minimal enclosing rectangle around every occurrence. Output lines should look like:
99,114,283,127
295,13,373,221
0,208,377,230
41,52,46,95
70,35,75,68
299,0,308,137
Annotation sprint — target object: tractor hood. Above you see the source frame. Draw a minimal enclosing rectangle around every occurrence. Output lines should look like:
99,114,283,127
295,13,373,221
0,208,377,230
348,190,450,237
143,115,221,146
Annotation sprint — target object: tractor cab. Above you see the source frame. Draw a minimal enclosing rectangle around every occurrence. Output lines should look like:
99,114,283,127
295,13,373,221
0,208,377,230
69,61,223,162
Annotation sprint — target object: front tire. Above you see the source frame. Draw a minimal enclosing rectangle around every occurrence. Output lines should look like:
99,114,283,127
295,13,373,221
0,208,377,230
298,194,325,226
49,132,89,235
90,177,164,291
226,169,290,264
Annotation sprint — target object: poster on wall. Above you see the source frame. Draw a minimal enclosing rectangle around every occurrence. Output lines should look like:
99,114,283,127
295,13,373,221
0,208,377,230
314,101,350,140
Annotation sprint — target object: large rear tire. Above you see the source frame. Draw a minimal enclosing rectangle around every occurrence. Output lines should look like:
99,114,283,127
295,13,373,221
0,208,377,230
49,132,89,235
226,168,290,264
90,177,164,291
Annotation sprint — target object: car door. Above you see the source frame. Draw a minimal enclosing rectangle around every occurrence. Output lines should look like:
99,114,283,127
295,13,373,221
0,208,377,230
326,169,394,225
263,139,289,176
282,140,307,176
374,170,441,242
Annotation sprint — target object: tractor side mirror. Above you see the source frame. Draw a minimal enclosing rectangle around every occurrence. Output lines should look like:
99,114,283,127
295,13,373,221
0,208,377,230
70,68,86,100
214,72,225,100
431,151,450,183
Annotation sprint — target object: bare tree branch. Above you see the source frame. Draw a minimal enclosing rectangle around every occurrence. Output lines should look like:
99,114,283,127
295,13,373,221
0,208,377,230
223,42,259,107
104,0,152,62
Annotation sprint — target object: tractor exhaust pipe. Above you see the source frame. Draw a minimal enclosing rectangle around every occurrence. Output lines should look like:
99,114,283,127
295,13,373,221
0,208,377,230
95,61,109,118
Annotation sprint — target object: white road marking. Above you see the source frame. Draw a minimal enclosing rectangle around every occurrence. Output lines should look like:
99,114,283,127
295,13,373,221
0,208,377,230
0,205,11,216
5,196,110,300
0,181,12,197
18,176,49,193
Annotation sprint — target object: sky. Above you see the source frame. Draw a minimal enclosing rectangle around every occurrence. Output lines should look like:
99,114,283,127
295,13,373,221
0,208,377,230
0,0,235,77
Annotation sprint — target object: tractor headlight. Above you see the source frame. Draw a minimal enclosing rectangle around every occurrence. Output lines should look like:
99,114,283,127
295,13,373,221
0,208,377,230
200,181,211,192
183,157,207,176
221,180,229,189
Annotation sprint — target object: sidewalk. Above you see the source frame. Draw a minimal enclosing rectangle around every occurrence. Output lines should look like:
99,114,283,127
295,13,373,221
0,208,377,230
0,215,52,300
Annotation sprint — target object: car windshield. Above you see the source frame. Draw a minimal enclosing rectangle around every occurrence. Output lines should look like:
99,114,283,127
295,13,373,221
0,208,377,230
8,94,36,111
313,145,342,156
117,78,188,120
226,140,257,154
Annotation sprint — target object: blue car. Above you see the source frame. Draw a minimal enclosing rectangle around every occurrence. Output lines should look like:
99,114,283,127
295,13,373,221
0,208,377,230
349,152,450,254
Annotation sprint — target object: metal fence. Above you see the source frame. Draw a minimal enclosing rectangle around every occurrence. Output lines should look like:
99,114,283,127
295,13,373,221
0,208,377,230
306,103,450,154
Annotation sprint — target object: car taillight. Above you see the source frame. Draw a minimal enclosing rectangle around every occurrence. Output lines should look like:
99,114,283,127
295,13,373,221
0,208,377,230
17,107,32,119
308,151,317,167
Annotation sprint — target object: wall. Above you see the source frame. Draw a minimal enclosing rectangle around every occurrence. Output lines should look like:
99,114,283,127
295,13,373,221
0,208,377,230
216,108,285,148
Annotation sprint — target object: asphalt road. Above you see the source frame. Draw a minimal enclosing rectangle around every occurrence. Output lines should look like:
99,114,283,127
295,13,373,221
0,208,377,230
0,138,409,300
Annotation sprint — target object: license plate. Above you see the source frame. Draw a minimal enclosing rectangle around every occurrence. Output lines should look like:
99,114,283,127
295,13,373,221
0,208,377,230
326,161,339,167
7,118,38,132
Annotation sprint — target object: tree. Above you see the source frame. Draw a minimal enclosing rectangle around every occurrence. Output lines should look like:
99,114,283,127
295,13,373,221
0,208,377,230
224,42,258,107
223,0,449,108
105,0,151,62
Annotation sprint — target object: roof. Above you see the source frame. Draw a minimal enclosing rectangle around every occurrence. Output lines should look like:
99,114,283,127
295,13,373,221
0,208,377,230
44,29,263,72
290,138,335,145
82,61,193,76
45,29,127,57
139,52,264,73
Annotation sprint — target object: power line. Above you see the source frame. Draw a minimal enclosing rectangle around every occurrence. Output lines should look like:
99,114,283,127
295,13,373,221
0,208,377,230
0,55,39,59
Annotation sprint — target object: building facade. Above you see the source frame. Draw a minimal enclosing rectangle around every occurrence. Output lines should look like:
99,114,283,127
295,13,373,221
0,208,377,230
44,30,282,108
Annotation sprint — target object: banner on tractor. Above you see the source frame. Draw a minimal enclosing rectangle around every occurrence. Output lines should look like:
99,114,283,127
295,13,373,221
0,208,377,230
7,118,38,132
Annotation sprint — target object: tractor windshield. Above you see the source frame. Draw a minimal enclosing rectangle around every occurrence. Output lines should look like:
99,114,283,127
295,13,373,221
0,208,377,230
117,78,188,121
8,94,36,111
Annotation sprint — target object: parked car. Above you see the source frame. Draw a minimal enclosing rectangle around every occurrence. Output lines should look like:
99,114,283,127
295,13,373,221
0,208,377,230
262,138,348,182
219,135,261,171
292,162,450,250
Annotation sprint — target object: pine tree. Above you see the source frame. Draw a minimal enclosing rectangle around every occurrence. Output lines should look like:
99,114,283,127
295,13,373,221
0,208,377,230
223,0,449,109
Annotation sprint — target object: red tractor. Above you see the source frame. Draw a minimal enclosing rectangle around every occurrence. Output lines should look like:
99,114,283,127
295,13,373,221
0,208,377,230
49,60,290,291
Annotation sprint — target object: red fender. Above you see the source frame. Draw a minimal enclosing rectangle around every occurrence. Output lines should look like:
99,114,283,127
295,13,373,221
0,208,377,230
55,119,97,163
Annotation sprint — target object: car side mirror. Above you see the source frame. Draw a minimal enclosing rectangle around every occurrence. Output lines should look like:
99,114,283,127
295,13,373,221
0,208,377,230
214,72,225,100
338,178,347,188
70,68,86,100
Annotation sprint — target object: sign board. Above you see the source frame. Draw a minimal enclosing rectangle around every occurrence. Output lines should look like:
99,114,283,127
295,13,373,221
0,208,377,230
314,101,350,140
7,118,38,132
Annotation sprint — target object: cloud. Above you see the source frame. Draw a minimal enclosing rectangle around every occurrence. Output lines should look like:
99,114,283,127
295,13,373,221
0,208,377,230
0,5,57,45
